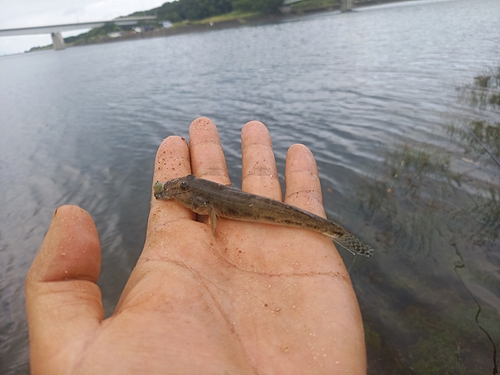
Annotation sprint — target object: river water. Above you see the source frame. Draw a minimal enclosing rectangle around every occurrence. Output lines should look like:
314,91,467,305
1,0,499,373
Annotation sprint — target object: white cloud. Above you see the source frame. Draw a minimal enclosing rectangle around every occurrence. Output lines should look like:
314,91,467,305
0,0,170,55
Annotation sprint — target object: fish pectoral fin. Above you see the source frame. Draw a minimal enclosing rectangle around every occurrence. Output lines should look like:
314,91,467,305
207,208,218,237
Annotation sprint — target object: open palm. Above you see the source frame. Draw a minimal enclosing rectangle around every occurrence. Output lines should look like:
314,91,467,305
26,118,366,375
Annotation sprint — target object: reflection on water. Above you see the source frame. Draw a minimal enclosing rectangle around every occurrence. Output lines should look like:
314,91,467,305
355,69,500,374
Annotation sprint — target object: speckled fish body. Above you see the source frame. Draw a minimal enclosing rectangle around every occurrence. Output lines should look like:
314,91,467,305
154,174,373,257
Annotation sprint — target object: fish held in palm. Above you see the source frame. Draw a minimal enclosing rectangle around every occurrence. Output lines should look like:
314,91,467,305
154,175,373,257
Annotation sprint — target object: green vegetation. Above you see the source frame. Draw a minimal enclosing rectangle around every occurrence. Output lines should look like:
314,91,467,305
189,11,259,25
27,45,52,52
156,0,233,23
460,67,500,109
289,0,338,12
231,0,283,14
454,68,500,160
68,22,124,46
155,0,286,23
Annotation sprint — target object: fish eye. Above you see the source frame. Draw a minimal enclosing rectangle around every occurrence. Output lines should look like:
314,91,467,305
180,181,189,190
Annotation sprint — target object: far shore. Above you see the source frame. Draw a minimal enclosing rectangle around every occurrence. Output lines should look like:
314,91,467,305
25,0,418,53
32,0,418,52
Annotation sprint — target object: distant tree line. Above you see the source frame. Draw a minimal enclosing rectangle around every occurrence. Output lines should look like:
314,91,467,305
156,0,284,22
232,0,283,14
63,22,122,45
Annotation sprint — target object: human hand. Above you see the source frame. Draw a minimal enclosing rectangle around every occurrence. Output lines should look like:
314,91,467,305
26,118,366,374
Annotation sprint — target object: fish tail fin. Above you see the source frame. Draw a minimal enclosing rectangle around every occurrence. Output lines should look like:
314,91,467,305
333,232,374,257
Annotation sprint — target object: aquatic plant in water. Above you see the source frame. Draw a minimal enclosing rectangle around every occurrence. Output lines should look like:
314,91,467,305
356,66,500,374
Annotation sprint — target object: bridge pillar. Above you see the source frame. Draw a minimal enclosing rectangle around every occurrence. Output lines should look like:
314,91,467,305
51,32,66,51
340,0,354,12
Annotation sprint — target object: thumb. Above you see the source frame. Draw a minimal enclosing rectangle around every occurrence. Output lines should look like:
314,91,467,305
26,205,103,373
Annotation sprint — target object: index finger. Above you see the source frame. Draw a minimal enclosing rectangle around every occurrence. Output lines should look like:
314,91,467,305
116,136,194,309
147,135,194,238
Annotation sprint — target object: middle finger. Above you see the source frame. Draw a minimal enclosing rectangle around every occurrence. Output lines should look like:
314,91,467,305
189,117,230,185
241,121,282,201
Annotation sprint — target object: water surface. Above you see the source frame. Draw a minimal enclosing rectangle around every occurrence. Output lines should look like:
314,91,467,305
1,0,499,373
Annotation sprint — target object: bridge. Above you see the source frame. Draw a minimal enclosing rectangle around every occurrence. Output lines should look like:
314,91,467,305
0,16,156,51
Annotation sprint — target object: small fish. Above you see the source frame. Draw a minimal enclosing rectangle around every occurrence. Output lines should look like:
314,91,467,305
154,175,373,257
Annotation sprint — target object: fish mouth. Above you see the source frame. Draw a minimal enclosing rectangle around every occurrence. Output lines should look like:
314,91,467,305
153,181,165,198
153,181,166,199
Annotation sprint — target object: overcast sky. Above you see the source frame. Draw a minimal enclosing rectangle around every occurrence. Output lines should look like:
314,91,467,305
0,0,169,56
